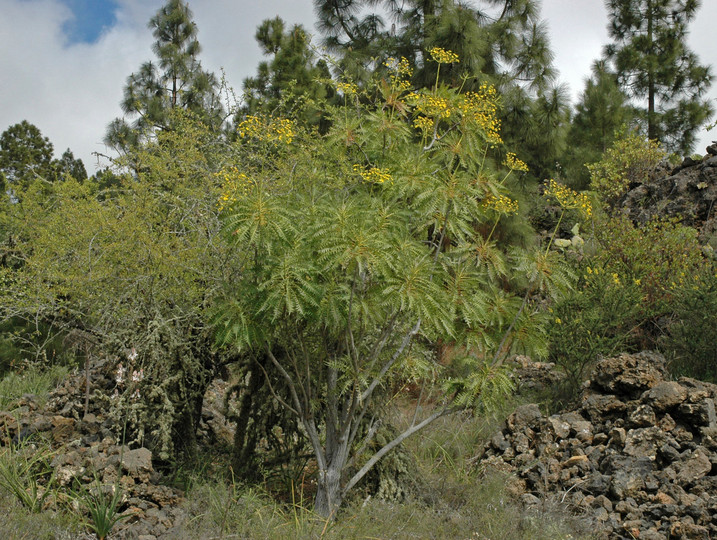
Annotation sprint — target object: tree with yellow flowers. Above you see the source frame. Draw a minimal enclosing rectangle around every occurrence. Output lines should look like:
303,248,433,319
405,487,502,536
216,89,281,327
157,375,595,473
214,48,576,517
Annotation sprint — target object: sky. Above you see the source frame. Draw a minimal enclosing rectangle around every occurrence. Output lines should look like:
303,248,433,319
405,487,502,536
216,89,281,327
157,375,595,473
1,0,716,175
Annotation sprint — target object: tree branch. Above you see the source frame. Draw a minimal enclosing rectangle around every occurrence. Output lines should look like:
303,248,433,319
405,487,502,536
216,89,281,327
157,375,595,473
343,405,460,495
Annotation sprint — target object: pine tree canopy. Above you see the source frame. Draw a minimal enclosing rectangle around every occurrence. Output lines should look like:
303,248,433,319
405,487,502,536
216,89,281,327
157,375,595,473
105,0,224,154
604,0,713,154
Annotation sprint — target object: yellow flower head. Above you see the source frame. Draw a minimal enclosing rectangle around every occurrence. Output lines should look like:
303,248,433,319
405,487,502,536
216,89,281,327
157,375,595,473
429,47,460,64
483,194,519,215
543,179,592,219
216,167,252,211
503,152,529,172
238,115,295,144
406,93,451,120
458,86,502,144
383,57,413,92
336,81,359,96
353,164,393,184
413,115,434,134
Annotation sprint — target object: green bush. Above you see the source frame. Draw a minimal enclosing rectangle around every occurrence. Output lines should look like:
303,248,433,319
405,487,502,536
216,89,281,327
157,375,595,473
661,266,717,381
587,128,664,202
548,261,642,391
593,216,705,322
546,213,711,398
0,363,69,410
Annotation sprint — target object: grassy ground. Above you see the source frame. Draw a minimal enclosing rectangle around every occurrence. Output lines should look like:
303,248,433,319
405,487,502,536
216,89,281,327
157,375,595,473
168,402,598,539
0,366,598,539
0,363,70,410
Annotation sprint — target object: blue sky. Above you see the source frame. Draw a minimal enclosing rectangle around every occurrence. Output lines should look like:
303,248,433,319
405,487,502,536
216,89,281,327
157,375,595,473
60,0,118,44
2,0,716,172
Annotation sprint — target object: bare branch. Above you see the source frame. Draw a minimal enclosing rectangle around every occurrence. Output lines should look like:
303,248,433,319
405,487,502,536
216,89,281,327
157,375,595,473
264,347,304,417
343,405,460,495
254,357,299,417
360,318,421,404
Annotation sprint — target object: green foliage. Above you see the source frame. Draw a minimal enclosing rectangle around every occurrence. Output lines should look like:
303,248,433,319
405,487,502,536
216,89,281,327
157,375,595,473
0,439,57,513
0,121,54,187
170,410,596,539
2,111,237,461
604,0,713,154
0,122,86,196
313,0,569,181
548,261,642,390
548,212,712,394
52,149,87,183
214,48,574,516
0,489,83,539
241,17,333,130
563,60,634,189
593,216,705,319
587,128,664,202
0,364,69,409
660,266,717,381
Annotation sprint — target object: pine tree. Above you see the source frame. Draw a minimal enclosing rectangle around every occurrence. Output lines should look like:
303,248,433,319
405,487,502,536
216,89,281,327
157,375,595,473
314,0,555,91
563,60,634,189
313,0,567,180
241,17,333,128
105,0,223,153
0,121,54,190
605,0,713,154
53,148,87,182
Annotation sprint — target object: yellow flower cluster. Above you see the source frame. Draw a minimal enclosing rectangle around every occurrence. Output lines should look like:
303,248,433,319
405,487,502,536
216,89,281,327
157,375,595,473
336,82,358,96
544,179,592,218
503,152,529,172
384,56,413,77
353,164,393,184
238,115,295,144
483,194,519,215
459,86,502,145
429,47,460,64
413,115,435,134
407,93,452,120
384,56,413,91
404,81,503,144
216,167,252,211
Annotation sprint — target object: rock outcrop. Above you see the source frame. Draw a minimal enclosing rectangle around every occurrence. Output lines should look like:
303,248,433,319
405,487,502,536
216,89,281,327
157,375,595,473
619,143,717,250
480,351,717,540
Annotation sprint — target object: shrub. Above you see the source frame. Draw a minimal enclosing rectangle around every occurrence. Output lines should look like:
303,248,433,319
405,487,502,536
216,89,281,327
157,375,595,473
214,50,576,517
661,266,717,381
587,128,664,202
548,261,642,393
593,216,705,322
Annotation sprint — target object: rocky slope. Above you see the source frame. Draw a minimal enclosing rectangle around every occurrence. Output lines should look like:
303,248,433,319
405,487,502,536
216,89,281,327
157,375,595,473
0,358,232,539
480,351,717,540
619,143,717,250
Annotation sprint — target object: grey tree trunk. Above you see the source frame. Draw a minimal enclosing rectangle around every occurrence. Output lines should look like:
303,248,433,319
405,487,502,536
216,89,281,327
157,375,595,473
314,461,343,518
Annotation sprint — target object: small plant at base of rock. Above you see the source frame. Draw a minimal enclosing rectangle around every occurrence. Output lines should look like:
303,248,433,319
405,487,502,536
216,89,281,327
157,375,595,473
547,261,643,399
0,437,57,512
660,265,717,381
69,475,130,540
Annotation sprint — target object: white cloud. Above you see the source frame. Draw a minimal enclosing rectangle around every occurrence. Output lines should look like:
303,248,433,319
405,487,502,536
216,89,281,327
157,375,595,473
1,0,715,176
